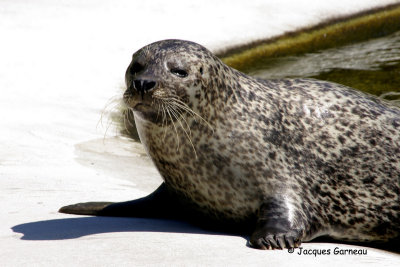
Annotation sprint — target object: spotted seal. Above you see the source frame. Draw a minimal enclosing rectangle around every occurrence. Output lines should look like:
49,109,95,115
60,39,400,250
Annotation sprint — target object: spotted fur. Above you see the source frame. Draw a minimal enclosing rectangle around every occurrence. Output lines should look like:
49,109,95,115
62,39,400,250
123,40,400,247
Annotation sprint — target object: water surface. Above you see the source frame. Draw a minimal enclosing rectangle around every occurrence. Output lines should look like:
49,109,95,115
250,30,400,101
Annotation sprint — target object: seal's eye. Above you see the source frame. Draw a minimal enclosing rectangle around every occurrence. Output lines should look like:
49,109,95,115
171,68,188,78
130,62,143,75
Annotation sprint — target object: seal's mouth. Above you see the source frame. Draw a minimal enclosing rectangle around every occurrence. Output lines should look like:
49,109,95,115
132,102,152,112
123,86,153,107
133,102,145,108
124,95,154,112
123,89,163,123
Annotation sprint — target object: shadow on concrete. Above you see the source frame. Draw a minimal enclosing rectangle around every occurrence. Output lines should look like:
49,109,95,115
12,217,399,254
12,217,236,241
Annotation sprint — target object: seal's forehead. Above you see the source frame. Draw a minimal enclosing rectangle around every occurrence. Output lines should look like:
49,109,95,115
145,39,210,57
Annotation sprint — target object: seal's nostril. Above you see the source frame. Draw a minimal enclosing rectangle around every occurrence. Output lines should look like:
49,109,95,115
134,80,141,91
144,81,156,91
132,79,157,100
133,80,156,92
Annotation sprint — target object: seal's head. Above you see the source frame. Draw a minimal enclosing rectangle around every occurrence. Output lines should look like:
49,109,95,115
123,39,218,124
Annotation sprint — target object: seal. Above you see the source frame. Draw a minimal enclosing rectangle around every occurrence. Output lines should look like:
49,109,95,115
60,39,400,250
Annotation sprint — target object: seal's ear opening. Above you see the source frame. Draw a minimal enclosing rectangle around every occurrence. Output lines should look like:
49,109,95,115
200,67,203,75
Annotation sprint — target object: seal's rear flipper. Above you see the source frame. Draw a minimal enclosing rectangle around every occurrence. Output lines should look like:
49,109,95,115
59,183,183,219
59,202,113,216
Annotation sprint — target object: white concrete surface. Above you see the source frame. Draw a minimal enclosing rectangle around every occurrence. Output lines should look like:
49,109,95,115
1,0,400,266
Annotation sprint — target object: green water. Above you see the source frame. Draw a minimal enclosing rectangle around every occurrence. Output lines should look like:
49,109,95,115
249,30,400,101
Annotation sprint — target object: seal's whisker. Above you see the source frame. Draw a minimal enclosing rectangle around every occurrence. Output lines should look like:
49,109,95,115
122,108,132,135
165,97,214,132
155,100,161,122
98,96,121,133
122,110,128,134
126,107,137,135
167,102,192,137
103,112,115,139
124,108,135,129
166,102,197,158
175,103,213,132
101,101,123,141
160,101,169,141
165,105,180,150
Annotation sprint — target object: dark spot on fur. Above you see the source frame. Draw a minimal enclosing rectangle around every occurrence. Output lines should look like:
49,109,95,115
369,139,376,146
362,176,375,184
249,91,256,101
338,135,346,144
268,152,276,160
392,119,399,128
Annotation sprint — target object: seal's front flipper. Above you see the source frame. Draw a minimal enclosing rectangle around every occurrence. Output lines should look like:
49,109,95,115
250,197,306,250
59,183,183,219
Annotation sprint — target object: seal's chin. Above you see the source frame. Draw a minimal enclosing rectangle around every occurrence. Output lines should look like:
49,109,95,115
132,103,155,115
124,98,161,124
132,102,150,110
